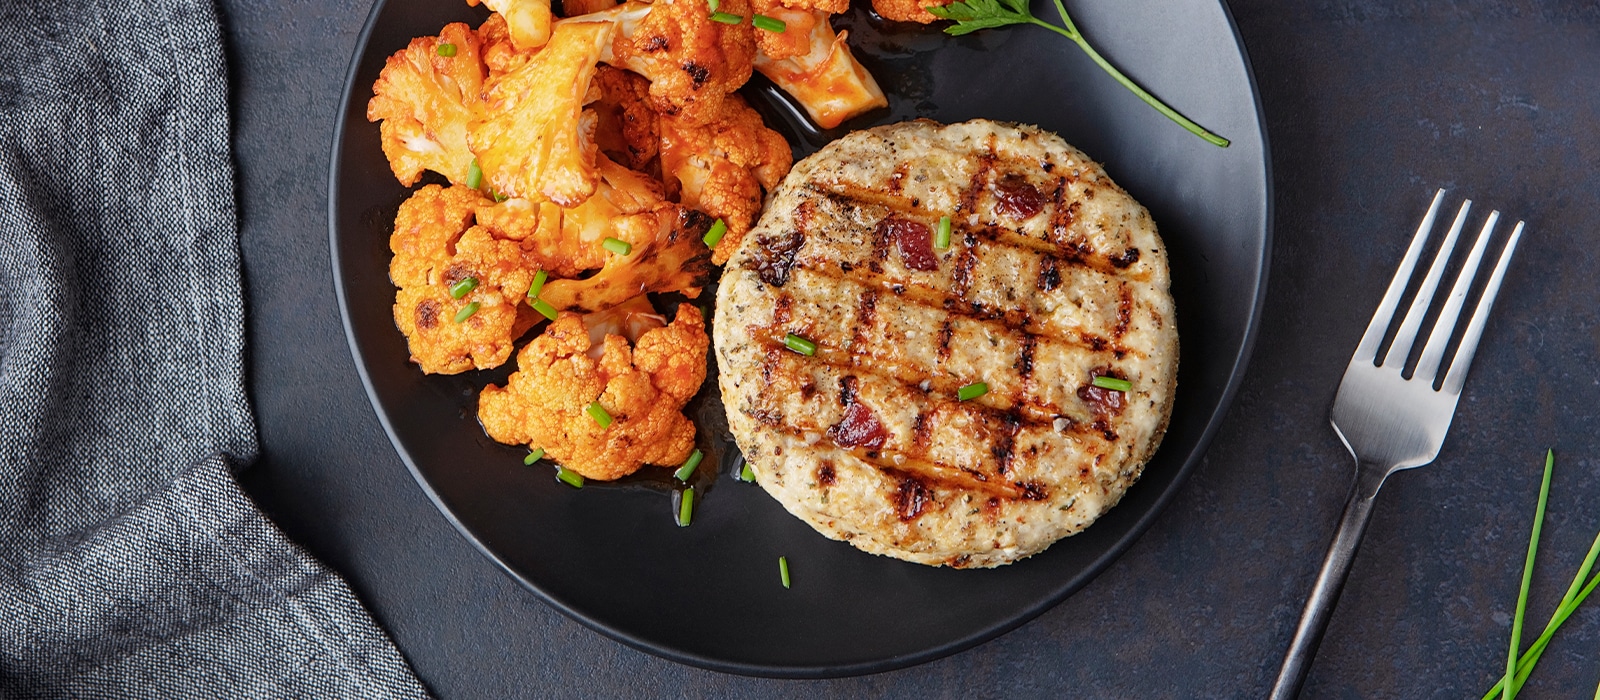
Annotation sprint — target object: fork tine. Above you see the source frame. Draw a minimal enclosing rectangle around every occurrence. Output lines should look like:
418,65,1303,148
1442,220,1524,395
1381,198,1473,369
1413,211,1500,384
1352,189,1447,364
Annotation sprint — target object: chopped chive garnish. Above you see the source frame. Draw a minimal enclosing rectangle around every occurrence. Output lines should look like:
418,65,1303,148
677,487,695,527
710,11,743,23
674,449,704,481
586,401,613,429
707,0,720,11
453,302,480,323
1503,450,1554,699
739,461,755,482
449,276,479,299
526,269,548,299
466,157,482,189
523,448,545,465
436,42,457,57
493,191,509,203
555,466,585,488
530,298,557,321
1092,375,1132,392
752,13,786,31
784,333,817,356
702,218,728,247
935,216,952,250
957,382,988,401
602,237,632,256
779,556,790,588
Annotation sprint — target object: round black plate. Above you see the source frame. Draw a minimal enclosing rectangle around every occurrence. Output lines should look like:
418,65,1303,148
330,0,1270,678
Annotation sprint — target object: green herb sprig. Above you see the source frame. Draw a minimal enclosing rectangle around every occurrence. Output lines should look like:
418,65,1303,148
925,0,1229,147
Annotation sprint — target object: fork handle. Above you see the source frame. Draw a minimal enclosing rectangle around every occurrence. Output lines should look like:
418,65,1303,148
1269,462,1390,699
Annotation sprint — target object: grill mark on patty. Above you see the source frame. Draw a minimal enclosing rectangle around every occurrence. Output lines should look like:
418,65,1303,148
811,442,1037,502
1114,284,1134,339
755,266,1140,380
935,318,955,365
992,411,1022,477
887,162,910,196
955,154,995,220
948,231,981,304
749,340,1115,441
752,229,805,287
849,290,880,350
781,259,1134,352
803,183,1148,279
1049,178,1081,237
1037,255,1062,292
759,344,783,387
868,214,894,261
740,400,1052,501
1016,333,1038,378
911,410,933,447
890,470,935,521
817,460,837,487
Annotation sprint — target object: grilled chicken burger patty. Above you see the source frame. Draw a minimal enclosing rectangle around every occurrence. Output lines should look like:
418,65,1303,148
714,119,1178,568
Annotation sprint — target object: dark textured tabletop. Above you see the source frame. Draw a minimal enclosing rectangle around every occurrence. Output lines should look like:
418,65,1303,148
225,0,1600,696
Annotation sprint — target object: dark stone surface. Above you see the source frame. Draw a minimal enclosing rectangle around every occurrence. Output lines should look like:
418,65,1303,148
223,0,1600,696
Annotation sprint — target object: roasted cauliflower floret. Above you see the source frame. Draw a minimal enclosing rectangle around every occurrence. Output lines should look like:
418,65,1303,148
538,204,715,311
872,0,952,24
747,0,828,60
593,0,757,127
390,185,541,374
367,23,485,186
753,15,886,129
478,13,532,77
473,154,669,280
658,95,792,264
467,0,553,51
471,19,614,206
590,66,659,173
478,302,709,480
767,0,848,15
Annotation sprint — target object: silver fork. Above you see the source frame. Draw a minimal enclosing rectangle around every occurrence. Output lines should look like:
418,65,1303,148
1268,190,1525,699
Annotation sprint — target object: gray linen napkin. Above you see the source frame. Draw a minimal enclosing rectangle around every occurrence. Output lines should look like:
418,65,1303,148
0,0,429,696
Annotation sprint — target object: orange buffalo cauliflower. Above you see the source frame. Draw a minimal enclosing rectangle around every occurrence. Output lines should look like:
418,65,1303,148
658,95,792,264
467,0,553,51
367,22,485,186
746,1,825,60
472,19,613,206
466,151,712,313
753,15,886,130
478,301,708,480
477,13,533,77
390,185,542,374
594,0,756,127
538,202,714,312
590,66,659,174
872,0,953,24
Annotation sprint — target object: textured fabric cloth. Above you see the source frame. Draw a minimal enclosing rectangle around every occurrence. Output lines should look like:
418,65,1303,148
0,0,429,697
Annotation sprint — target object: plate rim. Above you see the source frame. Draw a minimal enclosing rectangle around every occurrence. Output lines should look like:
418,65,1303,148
327,0,1274,678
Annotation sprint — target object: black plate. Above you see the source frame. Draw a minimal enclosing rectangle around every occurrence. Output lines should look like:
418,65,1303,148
330,0,1270,678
